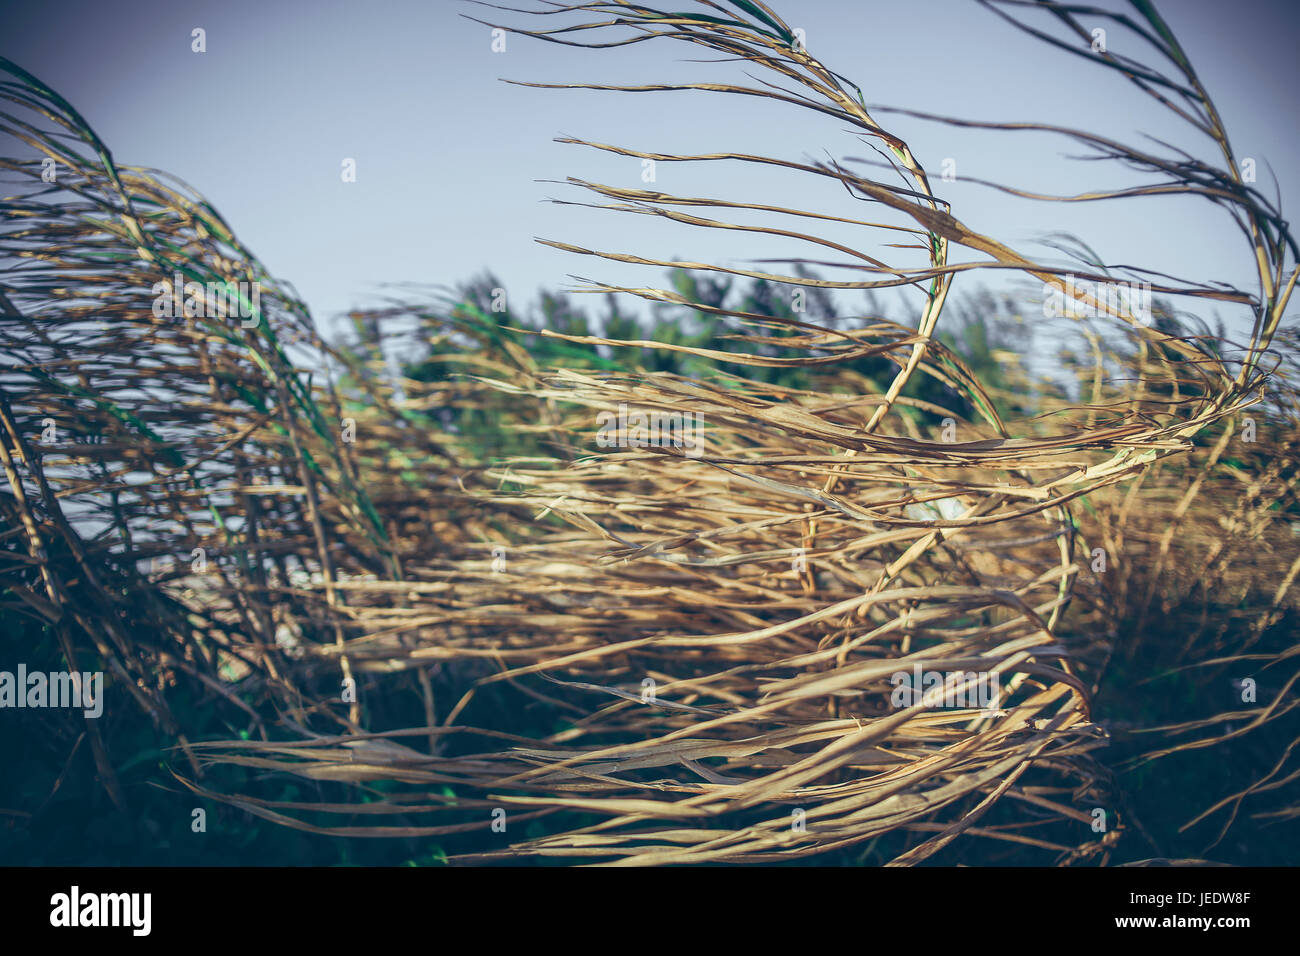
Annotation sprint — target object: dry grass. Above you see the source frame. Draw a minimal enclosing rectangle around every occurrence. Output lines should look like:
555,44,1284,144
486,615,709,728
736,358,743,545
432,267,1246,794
1,0,1296,864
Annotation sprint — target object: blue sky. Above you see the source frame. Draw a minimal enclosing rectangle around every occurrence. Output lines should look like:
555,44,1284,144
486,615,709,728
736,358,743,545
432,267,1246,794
3,0,1297,342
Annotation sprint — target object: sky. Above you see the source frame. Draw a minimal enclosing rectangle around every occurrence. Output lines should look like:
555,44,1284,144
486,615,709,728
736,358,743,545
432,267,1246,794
2,0,1298,343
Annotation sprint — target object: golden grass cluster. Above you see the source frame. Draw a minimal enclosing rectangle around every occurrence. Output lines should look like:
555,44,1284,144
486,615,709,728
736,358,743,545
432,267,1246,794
1,1,1296,864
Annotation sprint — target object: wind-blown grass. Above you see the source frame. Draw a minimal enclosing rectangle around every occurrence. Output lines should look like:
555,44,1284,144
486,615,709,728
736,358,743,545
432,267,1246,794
1,0,1296,865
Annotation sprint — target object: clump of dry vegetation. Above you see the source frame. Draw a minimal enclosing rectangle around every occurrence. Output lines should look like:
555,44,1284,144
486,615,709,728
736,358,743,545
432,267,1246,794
2,0,1296,865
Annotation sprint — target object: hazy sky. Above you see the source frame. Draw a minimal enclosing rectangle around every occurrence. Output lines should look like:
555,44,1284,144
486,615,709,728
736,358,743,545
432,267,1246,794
3,0,1298,340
